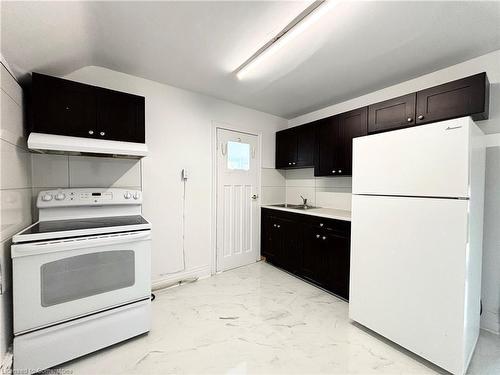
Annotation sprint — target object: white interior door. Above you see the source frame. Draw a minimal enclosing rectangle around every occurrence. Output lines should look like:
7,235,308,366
216,128,259,272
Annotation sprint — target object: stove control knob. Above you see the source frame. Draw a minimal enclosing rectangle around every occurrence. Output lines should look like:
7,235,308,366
124,192,132,199
133,192,140,200
42,194,53,202
55,193,66,201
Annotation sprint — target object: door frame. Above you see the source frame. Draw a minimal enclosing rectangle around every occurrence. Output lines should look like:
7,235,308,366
211,122,262,275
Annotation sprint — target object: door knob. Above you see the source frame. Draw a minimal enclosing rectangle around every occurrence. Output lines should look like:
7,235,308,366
251,194,258,200
418,115,424,120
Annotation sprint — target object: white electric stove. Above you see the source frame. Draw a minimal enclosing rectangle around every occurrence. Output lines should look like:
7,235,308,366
11,188,152,373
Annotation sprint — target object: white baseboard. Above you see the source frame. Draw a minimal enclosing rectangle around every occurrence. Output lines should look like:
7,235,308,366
480,309,500,335
152,265,211,291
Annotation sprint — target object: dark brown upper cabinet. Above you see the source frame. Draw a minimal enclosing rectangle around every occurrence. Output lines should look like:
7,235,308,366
96,89,145,143
277,72,489,176
315,107,367,177
314,117,335,176
32,73,97,139
275,123,315,169
416,72,489,125
368,93,416,133
30,73,145,143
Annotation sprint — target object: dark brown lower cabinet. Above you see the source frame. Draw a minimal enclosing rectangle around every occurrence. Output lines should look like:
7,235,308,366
261,208,350,300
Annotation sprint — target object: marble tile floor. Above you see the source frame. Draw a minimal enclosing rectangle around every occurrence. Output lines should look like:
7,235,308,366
62,262,500,374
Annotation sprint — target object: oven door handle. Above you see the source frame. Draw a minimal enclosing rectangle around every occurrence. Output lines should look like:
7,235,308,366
12,230,151,257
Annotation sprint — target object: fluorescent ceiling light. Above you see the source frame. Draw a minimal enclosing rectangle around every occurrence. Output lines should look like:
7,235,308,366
235,1,336,80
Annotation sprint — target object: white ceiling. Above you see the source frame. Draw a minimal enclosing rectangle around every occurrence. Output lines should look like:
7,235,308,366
2,1,500,119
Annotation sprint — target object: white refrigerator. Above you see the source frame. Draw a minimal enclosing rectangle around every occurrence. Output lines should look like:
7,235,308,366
349,117,485,375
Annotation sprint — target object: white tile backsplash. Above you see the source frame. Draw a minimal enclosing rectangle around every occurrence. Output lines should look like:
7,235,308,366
261,168,285,187
261,186,286,205
0,64,31,361
0,188,32,242
261,167,285,205
315,176,352,189
286,186,315,206
1,65,22,106
0,139,31,190
0,90,25,148
285,168,315,187
31,154,69,188
68,156,141,188
282,168,352,210
315,190,352,211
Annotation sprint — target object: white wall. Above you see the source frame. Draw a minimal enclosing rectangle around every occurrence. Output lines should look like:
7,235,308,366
288,50,500,334
0,64,32,364
51,67,288,285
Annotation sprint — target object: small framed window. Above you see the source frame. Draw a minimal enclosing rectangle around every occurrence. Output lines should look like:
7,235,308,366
227,141,250,171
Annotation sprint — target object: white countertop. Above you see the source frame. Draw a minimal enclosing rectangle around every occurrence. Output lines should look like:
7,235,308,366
261,205,351,222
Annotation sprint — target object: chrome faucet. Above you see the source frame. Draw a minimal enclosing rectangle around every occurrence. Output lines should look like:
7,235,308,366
300,195,308,207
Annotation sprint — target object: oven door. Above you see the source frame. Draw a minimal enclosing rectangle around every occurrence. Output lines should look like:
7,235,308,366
12,230,151,334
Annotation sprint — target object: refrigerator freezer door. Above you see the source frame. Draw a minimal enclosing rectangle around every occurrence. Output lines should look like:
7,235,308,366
349,194,473,375
352,117,471,198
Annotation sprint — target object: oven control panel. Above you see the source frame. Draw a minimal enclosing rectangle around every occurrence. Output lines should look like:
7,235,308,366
37,188,142,207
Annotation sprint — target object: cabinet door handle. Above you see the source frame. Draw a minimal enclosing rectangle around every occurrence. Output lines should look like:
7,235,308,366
277,225,280,228
288,162,292,165
273,224,277,227
88,130,94,135
316,234,320,239
331,170,336,174
418,115,424,120
100,131,106,136
65,106,70,110
322,236,326,240
319,223,324,227
338,170,342,174
407,117,413,122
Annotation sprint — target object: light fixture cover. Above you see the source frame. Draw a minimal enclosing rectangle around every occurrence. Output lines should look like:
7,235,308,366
236,1,336,79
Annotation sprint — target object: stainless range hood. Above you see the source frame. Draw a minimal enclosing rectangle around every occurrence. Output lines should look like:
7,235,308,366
27,133,148,158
